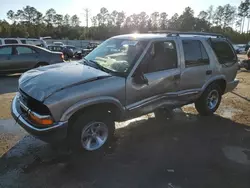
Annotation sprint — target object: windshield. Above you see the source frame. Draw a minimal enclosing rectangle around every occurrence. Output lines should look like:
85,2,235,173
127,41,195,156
84,38,148,74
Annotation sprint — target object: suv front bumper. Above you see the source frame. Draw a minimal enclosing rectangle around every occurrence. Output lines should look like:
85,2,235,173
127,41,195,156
225,79,239,93
11,94,68,144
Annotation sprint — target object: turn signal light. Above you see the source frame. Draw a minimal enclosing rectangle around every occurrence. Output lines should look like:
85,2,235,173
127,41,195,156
29,113,53,125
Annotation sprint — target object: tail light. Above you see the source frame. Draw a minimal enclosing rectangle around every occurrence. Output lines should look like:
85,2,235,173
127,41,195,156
61,53,64,60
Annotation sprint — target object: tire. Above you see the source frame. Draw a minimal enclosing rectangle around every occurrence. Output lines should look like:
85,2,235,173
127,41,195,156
69,109,115,153
195,83,222,116
154,108,173,120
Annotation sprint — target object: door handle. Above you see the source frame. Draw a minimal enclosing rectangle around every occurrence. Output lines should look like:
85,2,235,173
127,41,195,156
206,70,212,75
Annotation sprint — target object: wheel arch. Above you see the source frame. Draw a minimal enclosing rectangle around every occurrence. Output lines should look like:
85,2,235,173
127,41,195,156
60,97,125,123
201,76,227,94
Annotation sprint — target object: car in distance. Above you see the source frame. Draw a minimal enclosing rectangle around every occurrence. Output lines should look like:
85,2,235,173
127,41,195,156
0,38,48,48
233,44,246,54
81,42,100,56
0,44,64,74
12,32,239,153
47,45,64,52
53,42,64,46
48,44,75,59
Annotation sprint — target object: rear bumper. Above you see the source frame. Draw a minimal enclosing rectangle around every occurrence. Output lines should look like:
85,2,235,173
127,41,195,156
225,79,239,93
11,94,68,144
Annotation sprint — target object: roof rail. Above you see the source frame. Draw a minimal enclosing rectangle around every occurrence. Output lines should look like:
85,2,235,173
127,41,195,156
148,30,225,38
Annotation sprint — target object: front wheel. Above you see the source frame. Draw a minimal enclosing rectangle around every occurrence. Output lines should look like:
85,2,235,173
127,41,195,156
69,110,115,152
195,83,222,116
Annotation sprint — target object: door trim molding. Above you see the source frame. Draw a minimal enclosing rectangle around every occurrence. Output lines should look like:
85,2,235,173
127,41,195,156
126,88,201,111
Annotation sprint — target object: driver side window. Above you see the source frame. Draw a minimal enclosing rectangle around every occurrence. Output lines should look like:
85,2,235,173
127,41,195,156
140,41,178,73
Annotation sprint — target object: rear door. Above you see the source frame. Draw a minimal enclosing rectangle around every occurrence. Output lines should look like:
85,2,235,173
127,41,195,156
210,39,238,82
11,46,38,70
179,39,212,92
0,46,14,73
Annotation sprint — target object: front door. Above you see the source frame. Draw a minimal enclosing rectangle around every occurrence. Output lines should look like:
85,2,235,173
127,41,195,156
0,46,14,73
126,40,181,116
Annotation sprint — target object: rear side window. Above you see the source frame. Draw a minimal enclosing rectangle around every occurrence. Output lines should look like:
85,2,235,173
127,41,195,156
4,39,18,44
211,41,237,64
16,47,35,54
0,40,2,45
182,40,209,67
0,47,12,55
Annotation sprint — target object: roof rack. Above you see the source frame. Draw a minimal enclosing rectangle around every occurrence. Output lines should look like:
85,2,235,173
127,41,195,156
148,30,225,38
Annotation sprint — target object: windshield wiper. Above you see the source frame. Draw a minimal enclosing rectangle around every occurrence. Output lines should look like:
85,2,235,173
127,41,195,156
89,59,113,74
82,57,90,66
82,58,125,77
82,58,102,69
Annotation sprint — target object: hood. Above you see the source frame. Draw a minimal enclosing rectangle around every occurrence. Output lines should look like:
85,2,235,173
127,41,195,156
19,62,111,101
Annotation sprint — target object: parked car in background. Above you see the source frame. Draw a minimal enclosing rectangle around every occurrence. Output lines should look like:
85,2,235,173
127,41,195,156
53,42,64,46
0,38,48,48
63,45,78,58
81,42,99,56
0,44,64,74
48,44,75,59
47,45,64,52
233,44,246,54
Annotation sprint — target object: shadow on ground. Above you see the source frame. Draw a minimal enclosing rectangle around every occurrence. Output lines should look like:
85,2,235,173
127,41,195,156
0,74,20,94
0,109,250,188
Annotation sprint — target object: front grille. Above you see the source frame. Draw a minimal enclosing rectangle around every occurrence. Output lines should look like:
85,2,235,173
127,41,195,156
19,89,51,115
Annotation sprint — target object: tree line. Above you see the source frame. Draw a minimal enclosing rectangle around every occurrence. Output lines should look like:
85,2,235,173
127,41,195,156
1,0,250,43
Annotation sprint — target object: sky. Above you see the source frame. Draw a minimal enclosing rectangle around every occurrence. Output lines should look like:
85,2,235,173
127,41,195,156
0,0,241,26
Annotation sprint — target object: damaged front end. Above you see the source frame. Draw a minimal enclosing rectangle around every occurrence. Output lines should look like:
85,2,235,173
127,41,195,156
11,62,112,143
11,91,68,143
18,90,54,126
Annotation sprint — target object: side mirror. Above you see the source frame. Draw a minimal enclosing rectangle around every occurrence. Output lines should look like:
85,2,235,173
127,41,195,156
133,68,148,85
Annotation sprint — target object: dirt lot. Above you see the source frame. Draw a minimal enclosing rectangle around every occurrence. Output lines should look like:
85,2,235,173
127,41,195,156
0,74,19,119
182,70,250,126
0,60,250,187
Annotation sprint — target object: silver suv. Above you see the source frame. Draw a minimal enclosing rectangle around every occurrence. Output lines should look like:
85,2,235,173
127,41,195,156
11,32,239,152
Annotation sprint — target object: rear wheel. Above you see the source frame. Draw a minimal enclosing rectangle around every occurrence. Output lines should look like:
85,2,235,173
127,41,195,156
69,109,115,153
195,83,222,116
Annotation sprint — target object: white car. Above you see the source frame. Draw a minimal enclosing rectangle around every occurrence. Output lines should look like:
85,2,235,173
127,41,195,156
0,37,49,48
53,42,64,46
